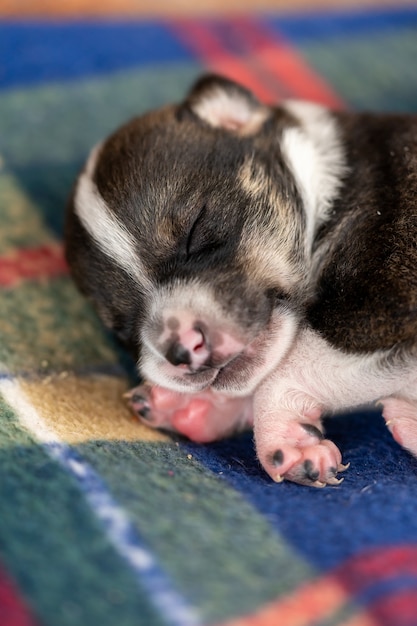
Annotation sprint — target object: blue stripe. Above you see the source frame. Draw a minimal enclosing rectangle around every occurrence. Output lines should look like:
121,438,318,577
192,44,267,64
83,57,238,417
0,22,194,90
3,9,417,91
44,441,202,626
183,410,417,571
265,6,417,43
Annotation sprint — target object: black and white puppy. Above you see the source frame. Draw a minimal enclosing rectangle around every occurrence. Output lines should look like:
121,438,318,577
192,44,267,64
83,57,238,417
65,74,417,487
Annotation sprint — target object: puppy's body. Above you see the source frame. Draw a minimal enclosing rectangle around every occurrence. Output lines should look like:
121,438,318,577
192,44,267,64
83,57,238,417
65,75,417,486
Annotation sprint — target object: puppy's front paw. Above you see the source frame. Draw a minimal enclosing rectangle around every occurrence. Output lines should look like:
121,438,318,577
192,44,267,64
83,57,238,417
125,382,212,441
125,383,253,443
257,419,348,487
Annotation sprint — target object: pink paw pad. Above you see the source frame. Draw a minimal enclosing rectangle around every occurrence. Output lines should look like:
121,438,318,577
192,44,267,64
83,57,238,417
171,399,215,443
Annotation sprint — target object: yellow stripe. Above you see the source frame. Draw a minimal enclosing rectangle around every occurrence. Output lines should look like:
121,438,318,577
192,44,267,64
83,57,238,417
20,373,169,443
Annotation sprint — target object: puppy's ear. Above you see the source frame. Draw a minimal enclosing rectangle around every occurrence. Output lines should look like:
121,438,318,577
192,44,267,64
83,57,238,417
183,74,270,135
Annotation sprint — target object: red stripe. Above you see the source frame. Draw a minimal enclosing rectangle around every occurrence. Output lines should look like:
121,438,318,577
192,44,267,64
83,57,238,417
228,17,345,108
171,17,344,108
335,545,417,590
171,19,279,103
370,589,417,626
216,573,375,626
0,244,68,287
217,546,417,626
0,565,38,626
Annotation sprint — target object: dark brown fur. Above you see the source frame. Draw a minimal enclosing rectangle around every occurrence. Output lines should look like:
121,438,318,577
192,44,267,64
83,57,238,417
309,112,417,352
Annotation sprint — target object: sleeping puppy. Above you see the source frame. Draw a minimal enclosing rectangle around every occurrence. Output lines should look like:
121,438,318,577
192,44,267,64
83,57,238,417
65,74,417,487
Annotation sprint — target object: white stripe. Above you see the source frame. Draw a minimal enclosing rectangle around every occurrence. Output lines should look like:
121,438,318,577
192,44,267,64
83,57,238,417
0,378,58,443
74,144,153,293
281,101,347,256
0,378,201,626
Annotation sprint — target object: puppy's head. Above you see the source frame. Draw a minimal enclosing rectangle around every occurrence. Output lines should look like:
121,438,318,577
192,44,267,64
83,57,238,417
65,75,345,395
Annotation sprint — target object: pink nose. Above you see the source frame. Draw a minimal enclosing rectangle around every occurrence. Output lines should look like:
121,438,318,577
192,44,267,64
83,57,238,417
165,327,211,370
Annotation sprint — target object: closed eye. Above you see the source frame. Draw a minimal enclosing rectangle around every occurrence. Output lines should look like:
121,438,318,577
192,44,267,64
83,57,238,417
185,204,207,261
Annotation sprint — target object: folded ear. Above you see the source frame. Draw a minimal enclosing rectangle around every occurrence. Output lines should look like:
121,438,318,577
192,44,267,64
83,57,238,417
184,74,270,135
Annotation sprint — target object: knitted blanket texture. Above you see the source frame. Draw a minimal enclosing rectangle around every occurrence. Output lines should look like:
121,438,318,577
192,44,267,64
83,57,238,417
1,6,417,626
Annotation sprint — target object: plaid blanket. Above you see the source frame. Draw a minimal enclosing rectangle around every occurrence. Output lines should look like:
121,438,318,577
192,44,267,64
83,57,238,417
1,5,417,626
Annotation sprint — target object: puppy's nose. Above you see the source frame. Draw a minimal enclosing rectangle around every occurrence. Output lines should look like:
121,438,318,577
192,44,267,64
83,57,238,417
165,342,192,367
165,327,209,370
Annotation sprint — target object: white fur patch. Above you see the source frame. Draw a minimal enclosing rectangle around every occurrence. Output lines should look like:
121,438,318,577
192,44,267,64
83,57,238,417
281,101,347,257
146,279,235,332
74,144,153,293
192,86,269,135
255,326,416,422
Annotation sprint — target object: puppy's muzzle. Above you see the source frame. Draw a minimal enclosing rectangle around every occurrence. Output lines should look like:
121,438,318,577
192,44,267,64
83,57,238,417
158,313,246,378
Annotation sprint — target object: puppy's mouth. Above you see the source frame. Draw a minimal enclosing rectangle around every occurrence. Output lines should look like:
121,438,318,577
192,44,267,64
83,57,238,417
164,326,270,395
141,305,298,396
166,350,244,391
186,352,243,385
211,353,250,389
172,341,267,396
141,338,253,395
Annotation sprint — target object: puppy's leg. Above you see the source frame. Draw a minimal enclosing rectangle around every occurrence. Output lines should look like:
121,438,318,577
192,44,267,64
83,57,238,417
126,383,253,443
253,327,417,486
379,396,417,455
252,328,379,487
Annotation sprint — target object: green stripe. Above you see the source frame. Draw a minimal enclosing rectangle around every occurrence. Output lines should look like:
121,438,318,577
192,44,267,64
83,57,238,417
78,439,314,623
0,64,203,236
8,161,80,236
0,398,165,626
0,277,117,374
0,170,55,252
300,29,417,111
0,63,202,168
